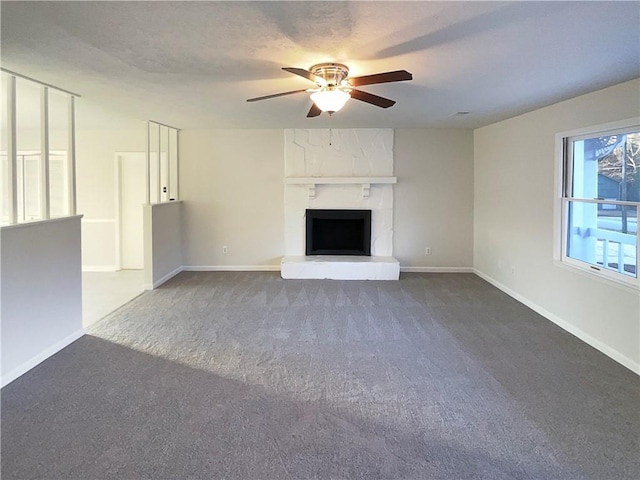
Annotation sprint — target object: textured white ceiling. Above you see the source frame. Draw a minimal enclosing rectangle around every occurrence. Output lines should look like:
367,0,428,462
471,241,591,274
1,1,639,130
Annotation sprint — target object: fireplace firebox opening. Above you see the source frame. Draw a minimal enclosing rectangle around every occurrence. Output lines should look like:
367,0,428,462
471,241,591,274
305,209,371,256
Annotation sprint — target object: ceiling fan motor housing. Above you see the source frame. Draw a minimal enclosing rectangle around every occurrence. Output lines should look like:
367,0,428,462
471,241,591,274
310,63,350,87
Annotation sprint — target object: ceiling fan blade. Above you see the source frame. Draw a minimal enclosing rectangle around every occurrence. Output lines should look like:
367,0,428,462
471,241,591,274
307,103,322,118
350,89,396,108
348,70,412,87
246,89,308,102
282,67,325,85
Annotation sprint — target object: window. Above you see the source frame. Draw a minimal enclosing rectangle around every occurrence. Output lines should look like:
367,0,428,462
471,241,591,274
557,120,639,287
1,70,77,225
146,121,179,204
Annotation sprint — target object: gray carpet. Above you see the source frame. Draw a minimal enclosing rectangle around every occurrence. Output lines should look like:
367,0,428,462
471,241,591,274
2,272,638,479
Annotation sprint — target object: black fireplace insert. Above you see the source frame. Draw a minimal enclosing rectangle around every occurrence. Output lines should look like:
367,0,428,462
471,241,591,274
305,209,371,256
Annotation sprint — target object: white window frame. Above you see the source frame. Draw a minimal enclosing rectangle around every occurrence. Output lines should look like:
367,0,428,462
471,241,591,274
145,120,180,205
554,118,640,291
1,69,78,226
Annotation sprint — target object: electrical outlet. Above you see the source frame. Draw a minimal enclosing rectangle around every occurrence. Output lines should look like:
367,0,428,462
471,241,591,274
510,266,515,275
222,246,228,254
425,247,432,255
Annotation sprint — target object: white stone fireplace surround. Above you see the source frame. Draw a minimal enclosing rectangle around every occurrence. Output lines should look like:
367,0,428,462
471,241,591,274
281,129,400,280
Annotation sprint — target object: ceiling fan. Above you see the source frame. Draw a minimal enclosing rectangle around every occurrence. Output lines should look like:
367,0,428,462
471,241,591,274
247,63,412,117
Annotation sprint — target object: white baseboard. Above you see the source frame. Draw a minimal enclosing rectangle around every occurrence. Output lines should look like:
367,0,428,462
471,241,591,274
1,328,85,388
144,265,184,290
184,265,472,274
82,266,117,272
474,269,640,375
401,266,474,273
183,265,281,272
182,265,473,274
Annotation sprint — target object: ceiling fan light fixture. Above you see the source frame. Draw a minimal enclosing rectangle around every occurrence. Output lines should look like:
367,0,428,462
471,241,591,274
247,63,412,117
310,88,350,113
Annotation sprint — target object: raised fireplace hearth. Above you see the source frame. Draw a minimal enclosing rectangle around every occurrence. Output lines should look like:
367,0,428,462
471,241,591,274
306,209,371,256
281,254,400,280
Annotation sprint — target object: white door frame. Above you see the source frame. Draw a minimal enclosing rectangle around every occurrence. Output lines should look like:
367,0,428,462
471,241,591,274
115,151,146,271
115,154,122,270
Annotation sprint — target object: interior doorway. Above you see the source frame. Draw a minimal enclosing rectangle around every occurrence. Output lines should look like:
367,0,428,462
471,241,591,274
81,151,147,327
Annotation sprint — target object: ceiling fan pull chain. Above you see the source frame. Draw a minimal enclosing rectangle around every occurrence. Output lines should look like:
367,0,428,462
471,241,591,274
329,113,333,146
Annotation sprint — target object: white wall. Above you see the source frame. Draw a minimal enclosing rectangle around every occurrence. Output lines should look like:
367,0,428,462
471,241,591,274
474,79,640,372
179,128,475,269
143,201,183,288
76,127,145,269
1,216,84,386
394,129,474,269
179,129,284,269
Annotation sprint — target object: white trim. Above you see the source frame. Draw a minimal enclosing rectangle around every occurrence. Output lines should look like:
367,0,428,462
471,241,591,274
82,266,118,272
553,259,639,294
115,151,149,271
68,95,76,215
286,177,396,200
81,218,116,223
175,131,180,200
558,255,639,291
183,265,473,274
41,86,50,220
284,177,397,184
157,124,161,204
183,265,281,272
401,266,474,273
8,75,17,224
144,265,183,290
556,117,640,140
1,67,82,98
145,123,151,205
1,214,82,231
150,200,183,207
148,119,181,131
115,154,122,271
561,198,638,207
167,128,171,202
474,268,640,375
1,328,85,388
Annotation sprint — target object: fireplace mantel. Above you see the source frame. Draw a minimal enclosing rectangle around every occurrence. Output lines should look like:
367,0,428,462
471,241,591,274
284,176,397,199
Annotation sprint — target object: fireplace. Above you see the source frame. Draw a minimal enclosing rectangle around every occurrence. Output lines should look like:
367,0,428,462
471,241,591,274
306,209,371,256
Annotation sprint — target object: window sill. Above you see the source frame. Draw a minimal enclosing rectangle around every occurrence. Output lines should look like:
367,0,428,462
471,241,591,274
554,259,639,294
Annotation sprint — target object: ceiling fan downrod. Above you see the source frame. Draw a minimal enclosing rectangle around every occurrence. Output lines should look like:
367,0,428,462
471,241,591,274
309,63,350,86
